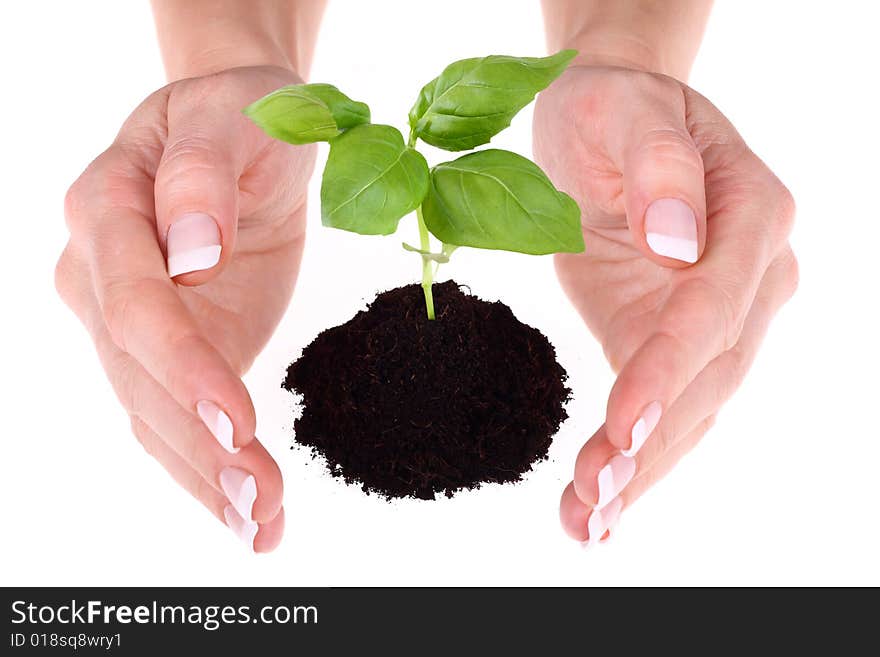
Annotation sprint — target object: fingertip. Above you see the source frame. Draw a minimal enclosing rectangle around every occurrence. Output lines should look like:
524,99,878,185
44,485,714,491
196,386,256,453
572,426,617,506
253,506,285,553
560,482,590,542
220,438,283,525
248,451,284,525
230,385,258,451
197,370,257,450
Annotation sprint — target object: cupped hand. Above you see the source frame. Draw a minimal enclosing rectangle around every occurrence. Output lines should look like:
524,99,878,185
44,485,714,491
56,66,316,552
533,65,798,544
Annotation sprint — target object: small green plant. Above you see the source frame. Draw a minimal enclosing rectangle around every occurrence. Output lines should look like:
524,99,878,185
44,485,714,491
244,50,584,319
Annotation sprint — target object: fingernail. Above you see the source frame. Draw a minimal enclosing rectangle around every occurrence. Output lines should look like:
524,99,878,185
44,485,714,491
645,198,698,263
585,497,623,547
220,466,257,522
166,212,222,277
624,401,662,457
197,400,237,453
224,504,257,551
596,454,636,510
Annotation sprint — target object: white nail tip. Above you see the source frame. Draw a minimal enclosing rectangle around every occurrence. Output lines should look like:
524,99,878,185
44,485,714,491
624,417,649,457
646,232,698,263
623,401,662,457
197,401,237,453
596,455,636,510
167,244,222,277
224,504,257,551
585,497,624,547
220,467,257,523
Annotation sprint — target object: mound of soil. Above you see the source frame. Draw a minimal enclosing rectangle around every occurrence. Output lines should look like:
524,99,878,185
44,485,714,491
283,280,570,500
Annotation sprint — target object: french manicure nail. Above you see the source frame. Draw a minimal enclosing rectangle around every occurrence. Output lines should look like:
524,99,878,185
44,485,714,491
585,497,623,547
624,401,662,457
166,212,222,277
596,454,636,510
197,400,237,453
220,466,257,522
224,504,258,551
645,198,698,263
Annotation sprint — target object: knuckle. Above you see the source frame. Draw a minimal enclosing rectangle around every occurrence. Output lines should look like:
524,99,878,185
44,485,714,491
64,147,127,236
54,246,75,307
773,183,797,237
158,134,223,183
639,126,700,160
779,248,800,301
63,180,85,233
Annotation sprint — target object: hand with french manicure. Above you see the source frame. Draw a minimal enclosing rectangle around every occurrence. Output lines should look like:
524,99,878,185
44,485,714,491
55,66,316,552
533,65,798,545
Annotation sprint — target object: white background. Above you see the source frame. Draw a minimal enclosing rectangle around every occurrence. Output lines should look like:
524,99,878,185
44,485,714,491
1,1,878,586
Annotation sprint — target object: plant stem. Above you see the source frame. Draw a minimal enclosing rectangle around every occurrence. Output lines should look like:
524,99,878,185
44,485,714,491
416,205,435,320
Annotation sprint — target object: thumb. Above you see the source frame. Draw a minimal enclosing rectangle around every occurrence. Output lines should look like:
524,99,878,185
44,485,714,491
620,112,707,267
155,105,245,285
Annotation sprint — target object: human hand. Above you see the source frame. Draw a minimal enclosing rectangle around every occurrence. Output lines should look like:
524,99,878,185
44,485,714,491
55,66,316,551
533,65,798,544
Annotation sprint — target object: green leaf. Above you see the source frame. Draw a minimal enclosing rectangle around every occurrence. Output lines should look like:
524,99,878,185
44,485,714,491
408,49,576,151
299,83,371,130
243,83,370,145
421,149,584,255
321,124,429,235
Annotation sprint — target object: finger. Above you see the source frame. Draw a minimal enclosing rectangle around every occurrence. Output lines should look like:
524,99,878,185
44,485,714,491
130,418,285,553
559,481,621,546
83,287,283,525
572,247,798,507
559,419,713,545
620,416,715,511
606,74,706,266
629,248,798,475
154,86,255,284
68,151,257,452
605,167,796,456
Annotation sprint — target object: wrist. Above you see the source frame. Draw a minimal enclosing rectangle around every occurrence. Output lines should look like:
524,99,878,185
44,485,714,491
563,28,670,76
151,0,325,81
541,0,712,81
163,43,299,81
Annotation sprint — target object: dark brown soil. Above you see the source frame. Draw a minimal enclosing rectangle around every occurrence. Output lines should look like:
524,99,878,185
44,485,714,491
283,280,571,500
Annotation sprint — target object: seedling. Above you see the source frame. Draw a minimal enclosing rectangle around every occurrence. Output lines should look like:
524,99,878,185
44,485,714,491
244,50,584,319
